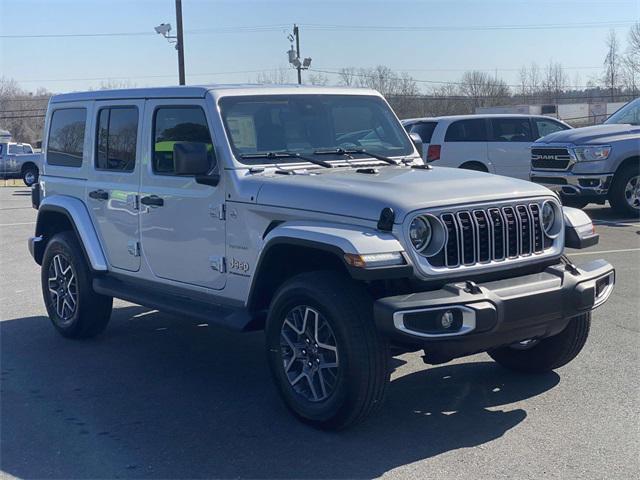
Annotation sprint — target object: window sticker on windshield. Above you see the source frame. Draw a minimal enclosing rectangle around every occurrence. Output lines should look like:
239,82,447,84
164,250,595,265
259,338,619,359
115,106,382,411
227,116,256,150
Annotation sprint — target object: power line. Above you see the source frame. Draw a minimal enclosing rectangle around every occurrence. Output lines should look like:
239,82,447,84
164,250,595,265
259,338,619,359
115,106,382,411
0,25,290,39
1,20,633,39
300,20,635,32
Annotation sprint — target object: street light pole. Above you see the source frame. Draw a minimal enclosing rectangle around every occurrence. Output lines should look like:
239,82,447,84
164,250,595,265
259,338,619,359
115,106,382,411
293,24,301,85
175,0,186,85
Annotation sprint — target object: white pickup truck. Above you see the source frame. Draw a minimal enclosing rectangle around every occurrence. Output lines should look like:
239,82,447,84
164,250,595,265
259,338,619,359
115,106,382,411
0,141,42,186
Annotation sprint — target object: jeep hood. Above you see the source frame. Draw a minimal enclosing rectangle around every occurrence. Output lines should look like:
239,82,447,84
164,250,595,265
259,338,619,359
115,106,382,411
536,123,640,145
255,166,552,222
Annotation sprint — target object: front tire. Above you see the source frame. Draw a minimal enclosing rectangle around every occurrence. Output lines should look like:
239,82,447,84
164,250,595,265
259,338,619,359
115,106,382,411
488,313,591,373
266,271,389,430
609,165,640,216
41,231,113,338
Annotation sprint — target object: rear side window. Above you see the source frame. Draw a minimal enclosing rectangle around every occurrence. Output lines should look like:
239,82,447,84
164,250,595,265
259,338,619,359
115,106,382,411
47,108,87,167
409,122,437,143
490,118,532,142
152,106,213,174
535,118,568,138
444,119,487,142
96,107,138,171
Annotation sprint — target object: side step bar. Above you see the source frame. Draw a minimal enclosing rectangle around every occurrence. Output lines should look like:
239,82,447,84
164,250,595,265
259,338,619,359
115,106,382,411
93,276,256,331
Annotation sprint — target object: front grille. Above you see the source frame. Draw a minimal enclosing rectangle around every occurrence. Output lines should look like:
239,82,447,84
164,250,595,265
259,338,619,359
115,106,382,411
531,147,572,170
431,204,545,268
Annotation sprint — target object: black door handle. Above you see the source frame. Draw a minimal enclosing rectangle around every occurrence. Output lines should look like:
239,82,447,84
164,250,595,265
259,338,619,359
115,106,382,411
89,189,109,200
140,195,164,207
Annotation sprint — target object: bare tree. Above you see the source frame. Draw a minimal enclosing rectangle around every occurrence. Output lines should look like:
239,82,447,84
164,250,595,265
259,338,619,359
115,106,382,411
518,62,542,101
458,70,510,109
307,72,329,86
542,61,568,102
337,67,358,87
622,22,640,95
253,66,292,85
0,77,50,144
603,29,621,100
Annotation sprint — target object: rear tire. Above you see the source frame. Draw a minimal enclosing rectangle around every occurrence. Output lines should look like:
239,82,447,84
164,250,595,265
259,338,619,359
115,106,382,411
22,166,38,187
488,313,590,373
460,162,488,172
41,231,113,339
266,271,389,430
609,165,640,217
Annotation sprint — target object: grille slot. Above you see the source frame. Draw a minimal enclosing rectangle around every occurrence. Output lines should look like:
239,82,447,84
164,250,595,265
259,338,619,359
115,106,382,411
437,204,546,268
531,147,572,170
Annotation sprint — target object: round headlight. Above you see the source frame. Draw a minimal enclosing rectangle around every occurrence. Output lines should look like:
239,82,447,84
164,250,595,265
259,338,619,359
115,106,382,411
409,216,432,251
542,201,556,234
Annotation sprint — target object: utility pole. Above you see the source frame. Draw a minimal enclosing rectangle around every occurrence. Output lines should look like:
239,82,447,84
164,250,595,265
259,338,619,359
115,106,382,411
175,0,186,85
287,24,311,84
293,24,301,84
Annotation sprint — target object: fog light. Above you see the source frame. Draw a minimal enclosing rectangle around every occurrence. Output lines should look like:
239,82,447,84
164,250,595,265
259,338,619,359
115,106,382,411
440,310,454,329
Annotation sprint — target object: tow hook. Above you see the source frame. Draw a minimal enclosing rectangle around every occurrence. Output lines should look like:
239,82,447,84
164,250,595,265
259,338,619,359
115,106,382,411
464,281,482,295
562,255,580,276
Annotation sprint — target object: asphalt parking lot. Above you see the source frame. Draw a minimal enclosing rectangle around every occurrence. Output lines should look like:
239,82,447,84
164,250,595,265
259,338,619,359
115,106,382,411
1,185,638,480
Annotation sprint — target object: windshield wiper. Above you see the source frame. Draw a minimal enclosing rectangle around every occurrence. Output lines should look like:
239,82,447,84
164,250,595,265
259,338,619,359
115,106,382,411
313,148,401,165
240,151,333,168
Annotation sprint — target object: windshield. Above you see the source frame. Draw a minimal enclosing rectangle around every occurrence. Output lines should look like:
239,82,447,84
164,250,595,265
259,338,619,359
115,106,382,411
219,94,414,164
605,98,640,125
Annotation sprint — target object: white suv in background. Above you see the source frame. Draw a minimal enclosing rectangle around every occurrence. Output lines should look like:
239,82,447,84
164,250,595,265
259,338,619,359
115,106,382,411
402,115,571,180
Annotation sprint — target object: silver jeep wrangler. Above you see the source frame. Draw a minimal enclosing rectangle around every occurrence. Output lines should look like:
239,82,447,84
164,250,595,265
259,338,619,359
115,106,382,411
29,85,614,430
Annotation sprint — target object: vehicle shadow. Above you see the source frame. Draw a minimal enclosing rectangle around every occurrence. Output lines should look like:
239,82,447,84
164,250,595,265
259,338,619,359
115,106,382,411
1,306,559,479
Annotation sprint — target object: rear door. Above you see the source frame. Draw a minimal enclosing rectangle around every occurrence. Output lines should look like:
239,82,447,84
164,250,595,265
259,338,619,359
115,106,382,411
86,100,144,272
441,118,488,168
487,117,534,179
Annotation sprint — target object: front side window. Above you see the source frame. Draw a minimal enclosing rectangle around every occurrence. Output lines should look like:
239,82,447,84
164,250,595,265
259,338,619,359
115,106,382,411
47,108,87,167
444,119,487,142
153,106,214,174
96,107,138,171
219,94,413,164
605,98,640,125
490,118,532,142
535,118,568,138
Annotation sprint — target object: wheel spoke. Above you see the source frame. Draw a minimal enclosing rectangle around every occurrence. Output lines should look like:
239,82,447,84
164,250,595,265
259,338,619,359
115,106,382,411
306,374,320,401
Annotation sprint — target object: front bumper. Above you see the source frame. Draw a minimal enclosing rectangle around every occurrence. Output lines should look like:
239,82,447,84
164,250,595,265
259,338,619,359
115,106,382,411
530,171,613,198
374,259,614,361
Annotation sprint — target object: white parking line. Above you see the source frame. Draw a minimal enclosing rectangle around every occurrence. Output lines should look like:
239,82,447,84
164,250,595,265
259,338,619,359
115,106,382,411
0,222,36,227
568,247,640,256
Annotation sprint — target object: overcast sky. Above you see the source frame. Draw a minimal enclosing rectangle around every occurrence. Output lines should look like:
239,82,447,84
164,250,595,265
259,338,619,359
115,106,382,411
1,0,639,93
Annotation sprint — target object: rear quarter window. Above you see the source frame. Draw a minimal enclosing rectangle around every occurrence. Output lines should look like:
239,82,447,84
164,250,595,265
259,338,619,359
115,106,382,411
47,108,87,167
444,119,487,142
409,122,437,143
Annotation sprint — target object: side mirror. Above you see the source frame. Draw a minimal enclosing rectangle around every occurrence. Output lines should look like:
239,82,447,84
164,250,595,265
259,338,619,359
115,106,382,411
409,132,424,158
173,142,211,176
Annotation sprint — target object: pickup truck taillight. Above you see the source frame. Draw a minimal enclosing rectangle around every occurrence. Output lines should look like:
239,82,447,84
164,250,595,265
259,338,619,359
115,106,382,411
427,144,441,162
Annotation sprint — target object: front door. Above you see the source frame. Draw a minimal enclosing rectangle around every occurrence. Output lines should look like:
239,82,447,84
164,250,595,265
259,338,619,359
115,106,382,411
139,100,226,290
487,117,534,180
86,100,144,272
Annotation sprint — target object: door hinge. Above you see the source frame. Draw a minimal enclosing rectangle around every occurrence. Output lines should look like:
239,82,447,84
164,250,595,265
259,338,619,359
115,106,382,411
128,240,140,257
209,203,226,220
128,194,140,210
209,255,226,273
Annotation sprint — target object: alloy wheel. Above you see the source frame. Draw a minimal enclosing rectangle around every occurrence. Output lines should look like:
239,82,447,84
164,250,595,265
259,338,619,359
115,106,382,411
280,305,340,402
47,254,78,325
624,175,640,210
